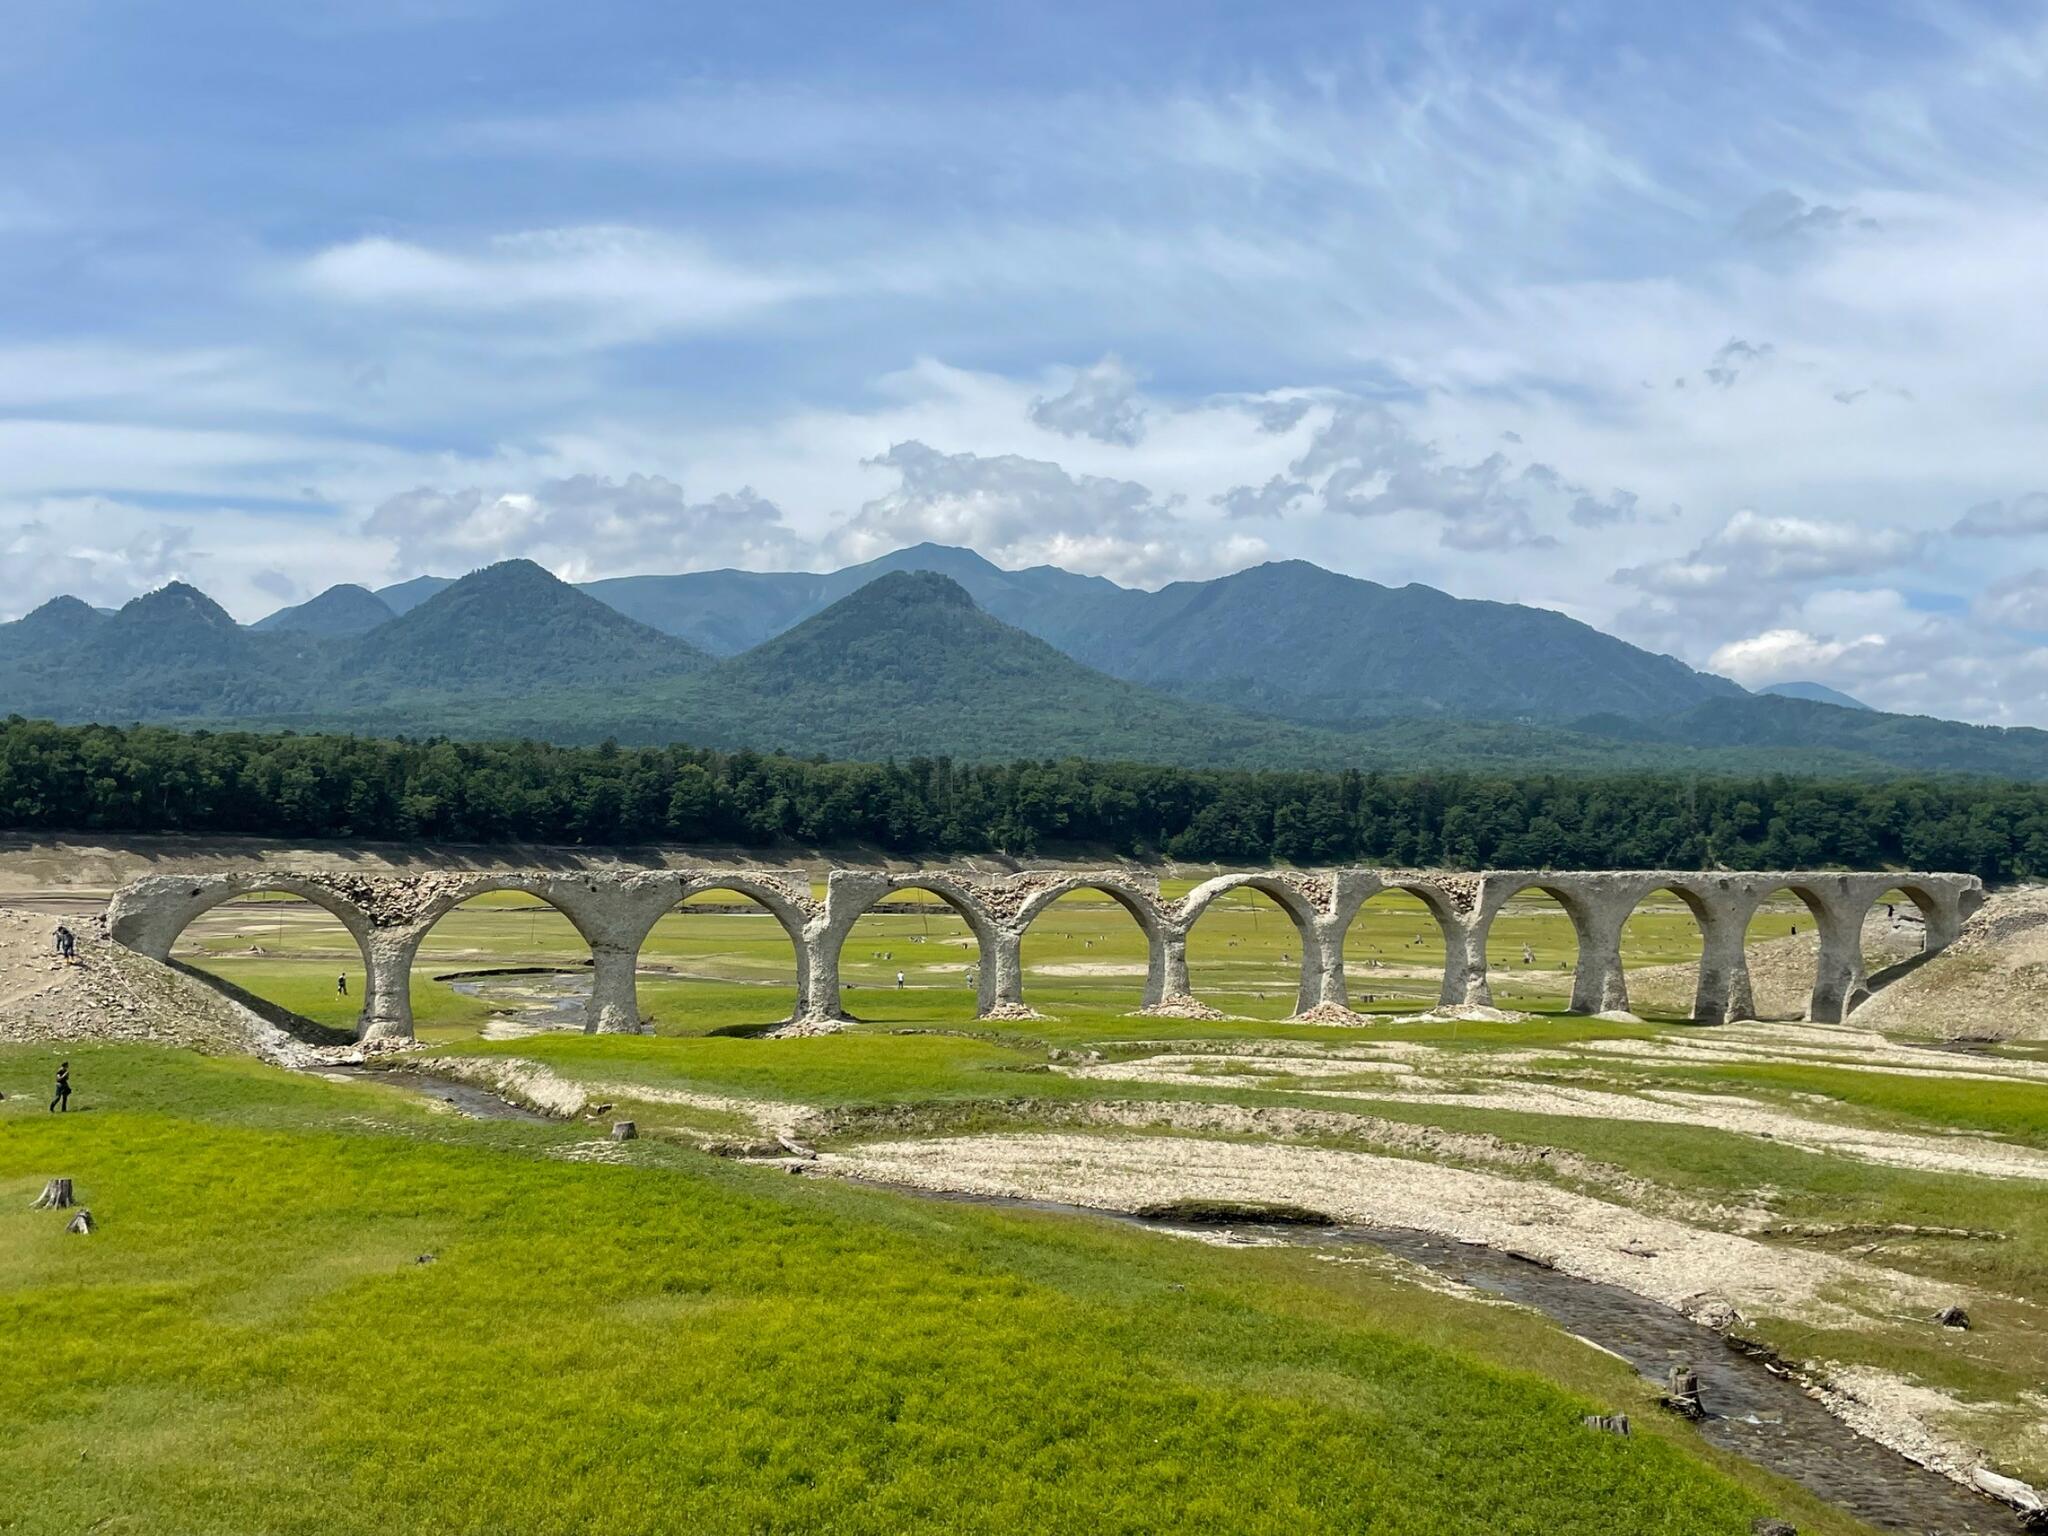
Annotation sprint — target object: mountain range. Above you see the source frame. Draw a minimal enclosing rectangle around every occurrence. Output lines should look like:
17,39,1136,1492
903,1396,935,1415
1,546,2037,779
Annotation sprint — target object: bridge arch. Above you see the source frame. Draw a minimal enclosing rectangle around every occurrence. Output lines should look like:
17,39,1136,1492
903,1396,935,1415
1339,881,1463,1012
1177,874,1323,1016
109,873,376,961
830,875,1002,1018
1475,878,1602,1014
145,878,378,1041
635,875,817,1028
1730,879,1842,1021
402,878,606,1036
1611,880,1740,1023
1013,876,1170,1011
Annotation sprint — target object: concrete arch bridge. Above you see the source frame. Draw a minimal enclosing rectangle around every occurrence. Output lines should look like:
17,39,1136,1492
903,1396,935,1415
105,866,1985,1045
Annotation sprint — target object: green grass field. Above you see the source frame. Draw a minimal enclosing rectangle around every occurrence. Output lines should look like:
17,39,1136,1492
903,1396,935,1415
0,1046,1852,1536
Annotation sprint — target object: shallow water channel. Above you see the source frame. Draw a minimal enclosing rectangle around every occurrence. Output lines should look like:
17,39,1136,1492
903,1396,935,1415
350,1059,2023,1533
442,968,592,1037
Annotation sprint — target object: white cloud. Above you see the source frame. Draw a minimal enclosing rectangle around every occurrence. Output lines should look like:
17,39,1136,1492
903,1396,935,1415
832,441,1262,587
299,228,821,344
1978,570,2048,632
0,513,199,618
1708,627,1888,685
1619,509,1921,602
1279,401,1662,550
365,474,805,582
1028,356,1147,446
1734,190,1872,245
1703,338,1775,389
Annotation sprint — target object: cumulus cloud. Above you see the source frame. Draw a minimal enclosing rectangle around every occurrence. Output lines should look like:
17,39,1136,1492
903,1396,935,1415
365,474,804,580
1282,401,1655,550
833,440,1263,586
1570,490,1641,527
251,568,298,601
1619,508,1921,601
1027,356,1147,445
1708,626,1889,685
0,510,201,618
1953,491,2048,537
1701,589,2048,726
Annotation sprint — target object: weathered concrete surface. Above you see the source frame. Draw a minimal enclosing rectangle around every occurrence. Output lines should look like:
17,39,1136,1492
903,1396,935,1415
105,866,1984,1043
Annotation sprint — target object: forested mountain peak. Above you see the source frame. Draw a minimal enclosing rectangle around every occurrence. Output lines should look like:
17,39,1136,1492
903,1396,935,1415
341,557,709,691
14,594,107,639
119,580,240,633
833,567,979,613
630,566,1357,767
253,583,395,637
732,569,1052,684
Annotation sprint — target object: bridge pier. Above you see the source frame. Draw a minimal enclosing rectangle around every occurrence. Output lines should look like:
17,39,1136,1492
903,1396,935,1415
983,929,1026,1014
360,927,423,1046
1691,916,1756,1025
586,945,645,1034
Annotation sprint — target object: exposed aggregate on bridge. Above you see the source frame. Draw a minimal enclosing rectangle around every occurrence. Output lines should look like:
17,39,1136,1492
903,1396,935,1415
105,866,1985,1044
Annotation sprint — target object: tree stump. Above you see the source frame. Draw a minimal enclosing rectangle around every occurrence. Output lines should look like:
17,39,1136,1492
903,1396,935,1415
1665,1363,1704,1419
1750,1521,1797,1536
611,1120,637,1141
65,1209,95,1235
1934,1303,1970,1329
30,1177,75,1210
1582,1413,1629,1436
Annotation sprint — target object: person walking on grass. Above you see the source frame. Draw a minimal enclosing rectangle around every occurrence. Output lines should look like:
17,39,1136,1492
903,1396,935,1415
337,973,348,998
49,1061,70,1113
896,970,905,990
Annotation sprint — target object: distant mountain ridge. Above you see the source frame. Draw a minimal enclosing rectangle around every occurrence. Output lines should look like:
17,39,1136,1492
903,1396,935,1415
1761,680,1870,711
572,542,1742,726
6,546,2044,781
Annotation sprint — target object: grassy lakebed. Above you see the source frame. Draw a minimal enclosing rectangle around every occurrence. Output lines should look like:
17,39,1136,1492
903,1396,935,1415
3,884,2040,1532
0,1045,1840,1536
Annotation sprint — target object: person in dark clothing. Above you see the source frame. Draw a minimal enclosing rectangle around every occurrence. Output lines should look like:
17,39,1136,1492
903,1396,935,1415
337,973,348,997
54,925,74,960
49,1061,70,1113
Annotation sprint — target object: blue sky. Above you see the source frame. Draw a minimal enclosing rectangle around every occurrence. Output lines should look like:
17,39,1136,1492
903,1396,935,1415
4,0,2046,722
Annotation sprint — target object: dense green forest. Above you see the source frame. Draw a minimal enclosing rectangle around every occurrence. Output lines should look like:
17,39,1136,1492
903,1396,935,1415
2,717,2041,879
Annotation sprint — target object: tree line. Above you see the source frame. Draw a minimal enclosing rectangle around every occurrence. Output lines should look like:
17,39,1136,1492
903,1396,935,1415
1,716,2042,879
